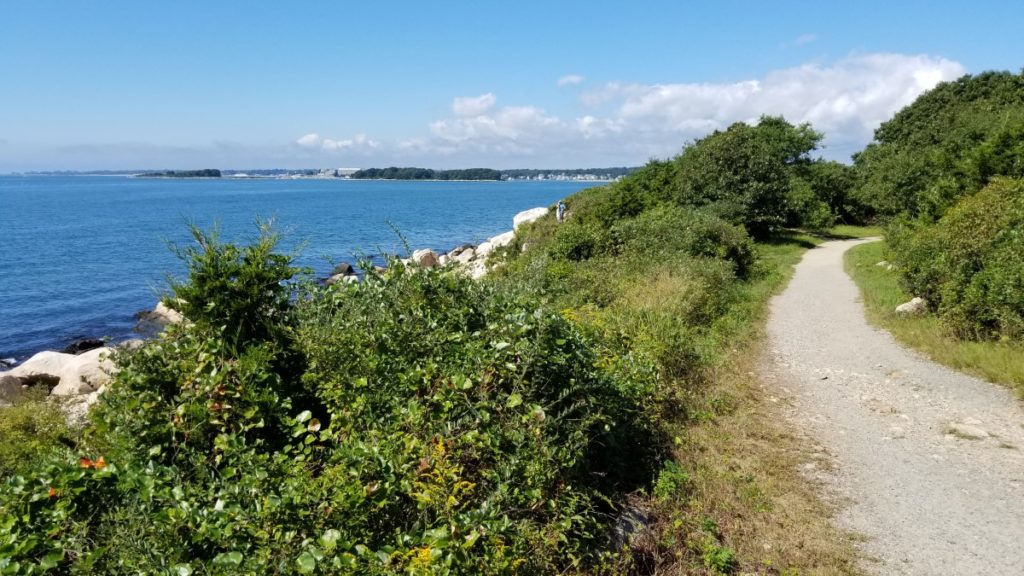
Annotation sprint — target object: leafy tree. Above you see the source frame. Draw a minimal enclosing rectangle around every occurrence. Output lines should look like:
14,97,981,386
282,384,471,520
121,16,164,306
672,116,822,238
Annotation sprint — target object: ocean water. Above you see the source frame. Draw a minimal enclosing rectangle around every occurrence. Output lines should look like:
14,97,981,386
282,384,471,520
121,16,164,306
0,175,598,361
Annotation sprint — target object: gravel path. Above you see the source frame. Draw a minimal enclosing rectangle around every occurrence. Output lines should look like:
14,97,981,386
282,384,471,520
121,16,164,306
764,238,1024,575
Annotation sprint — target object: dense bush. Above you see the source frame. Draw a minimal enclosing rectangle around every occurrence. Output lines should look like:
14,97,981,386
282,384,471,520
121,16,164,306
0,390,71,478
0,226,658,574
855,70,1024,219
888,178,1024,340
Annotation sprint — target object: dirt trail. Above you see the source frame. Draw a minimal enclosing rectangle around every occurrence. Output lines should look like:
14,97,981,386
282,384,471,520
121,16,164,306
764,238,1024,575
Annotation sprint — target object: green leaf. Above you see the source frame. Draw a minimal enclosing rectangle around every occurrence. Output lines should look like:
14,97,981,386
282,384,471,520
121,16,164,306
320,528,342,551
39,550,64,570
493,341,511,350
173,564,193,576
212,551,243,567
295,551,317,574
506,393,522,408
295,410,312,423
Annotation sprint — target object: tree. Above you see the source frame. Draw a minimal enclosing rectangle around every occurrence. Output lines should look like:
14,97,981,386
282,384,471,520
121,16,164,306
671,116,822,238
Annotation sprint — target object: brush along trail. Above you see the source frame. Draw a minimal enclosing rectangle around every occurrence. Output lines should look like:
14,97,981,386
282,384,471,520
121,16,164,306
764,238,1024,575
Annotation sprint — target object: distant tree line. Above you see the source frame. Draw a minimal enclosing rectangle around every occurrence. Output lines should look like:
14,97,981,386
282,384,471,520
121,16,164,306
350,167,502,180
137,169,222,178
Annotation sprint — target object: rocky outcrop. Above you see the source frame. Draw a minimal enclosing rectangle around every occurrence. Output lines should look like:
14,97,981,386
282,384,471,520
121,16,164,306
513,207,549,230
331,262,355,276
412,249,439,269
3,347,115,396
895,297,928,316
63,338,105,355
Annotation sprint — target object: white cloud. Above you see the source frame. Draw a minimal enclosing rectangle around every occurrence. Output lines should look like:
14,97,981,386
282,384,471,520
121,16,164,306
794,33,817,46
452,93,497,117
557,74,585,87
579,53,965,157
295,132,379,153
292,52,965,167
296,133,321,147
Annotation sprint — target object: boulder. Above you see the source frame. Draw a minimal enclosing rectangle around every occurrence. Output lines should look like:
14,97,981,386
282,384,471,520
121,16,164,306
412,249,439,268
63,338,105,355
0,374,24,403
4,347,115,396
468,260,488,280
449,244,474,257
476,231,515,260
0,357,17,368
453,247,476,264
437,254,450,266
895,297,928,316
325,273,359,286
513,207,549,230
52,347,114,396
331,262,355,276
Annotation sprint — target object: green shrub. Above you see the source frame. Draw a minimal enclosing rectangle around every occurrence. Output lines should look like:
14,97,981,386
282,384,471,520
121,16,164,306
0,390,71,478
0,227,658,574
889,178,1024,340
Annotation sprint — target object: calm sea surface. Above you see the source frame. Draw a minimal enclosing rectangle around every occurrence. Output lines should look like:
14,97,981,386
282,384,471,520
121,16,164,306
0,176,598,360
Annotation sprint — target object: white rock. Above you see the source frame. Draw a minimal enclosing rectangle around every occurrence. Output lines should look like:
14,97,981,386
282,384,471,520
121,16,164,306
6,347,115,396
513,207,549,230
489,230,515,248
947,421,989,440
325,273,359,286
412,249,439,268
895,297,928,316
53,347,115,396
438,254,450,266
5,351,70,385
468,260,487,279
152,301,184,324
453,247,476,264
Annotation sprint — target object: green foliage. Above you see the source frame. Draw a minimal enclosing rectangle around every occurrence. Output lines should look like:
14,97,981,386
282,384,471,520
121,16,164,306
652,461,690,502
0,224,658,574
855,70,1024,219
672,116,823,238
888,178,1024,340
0,390,71,478
168,221,302,350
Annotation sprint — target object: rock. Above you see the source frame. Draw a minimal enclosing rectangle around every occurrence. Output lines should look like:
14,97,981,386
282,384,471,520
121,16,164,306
453,247,476,264
467,260,487,280
611,504,654,551
513,207,549,230
4,347,115,396
449,244,474,257
4,351,68,387
0,357,16,368
437,253,450,266
1,374,25,402
411,249,439,268
325,273,359,286
895,297,928,316
330,262,355,276
947,421,989,440
476,231,515,260
63,338,105,355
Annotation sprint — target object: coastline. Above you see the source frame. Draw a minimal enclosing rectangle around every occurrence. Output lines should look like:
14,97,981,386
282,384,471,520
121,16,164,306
0,203,555,369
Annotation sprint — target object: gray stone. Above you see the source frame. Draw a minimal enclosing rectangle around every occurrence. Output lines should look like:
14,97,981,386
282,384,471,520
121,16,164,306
895,297,928,316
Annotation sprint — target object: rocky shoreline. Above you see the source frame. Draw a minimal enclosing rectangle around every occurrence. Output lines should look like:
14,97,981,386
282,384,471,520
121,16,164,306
0,205,553,419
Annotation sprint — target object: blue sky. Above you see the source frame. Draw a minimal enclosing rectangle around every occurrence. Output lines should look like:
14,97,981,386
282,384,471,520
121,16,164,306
1,0,1022,171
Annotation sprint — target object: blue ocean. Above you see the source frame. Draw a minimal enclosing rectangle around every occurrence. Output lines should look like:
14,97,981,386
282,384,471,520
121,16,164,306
0,176,597,361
